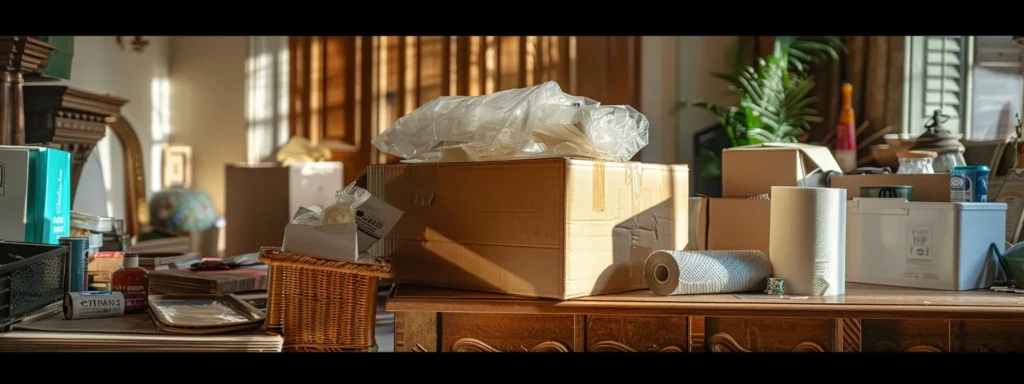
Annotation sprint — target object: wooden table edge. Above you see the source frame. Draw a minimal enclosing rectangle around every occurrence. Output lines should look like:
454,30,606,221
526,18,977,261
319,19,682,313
385,296,1024,320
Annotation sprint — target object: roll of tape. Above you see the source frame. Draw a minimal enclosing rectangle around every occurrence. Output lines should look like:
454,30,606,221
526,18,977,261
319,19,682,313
765,277,785,295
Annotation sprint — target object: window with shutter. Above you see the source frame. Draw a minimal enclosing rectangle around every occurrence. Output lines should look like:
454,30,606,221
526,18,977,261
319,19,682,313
970,36,1024,141
903,36,971,136
903,36,1024,140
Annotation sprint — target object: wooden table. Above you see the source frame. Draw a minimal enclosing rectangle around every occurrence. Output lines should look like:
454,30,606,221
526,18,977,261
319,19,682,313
386,283,1024,352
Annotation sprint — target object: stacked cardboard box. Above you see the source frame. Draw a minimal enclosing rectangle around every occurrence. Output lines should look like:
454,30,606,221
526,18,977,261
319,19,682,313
700,143,843,257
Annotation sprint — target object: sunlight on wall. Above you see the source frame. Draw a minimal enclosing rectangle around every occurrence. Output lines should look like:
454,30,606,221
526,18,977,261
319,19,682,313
99,131,114,216
150,77,170,193
245,36,290,164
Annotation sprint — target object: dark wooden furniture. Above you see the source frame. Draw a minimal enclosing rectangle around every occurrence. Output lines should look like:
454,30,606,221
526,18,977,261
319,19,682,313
23,86,127,192
387,283,1024,352
21,86,150,235
0,37,56,145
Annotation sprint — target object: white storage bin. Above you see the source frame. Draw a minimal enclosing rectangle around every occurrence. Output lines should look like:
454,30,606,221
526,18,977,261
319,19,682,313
846,198,1006,290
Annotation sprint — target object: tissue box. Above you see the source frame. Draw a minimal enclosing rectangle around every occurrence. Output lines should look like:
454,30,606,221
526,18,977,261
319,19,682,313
0,147,71,244
282,223,359,262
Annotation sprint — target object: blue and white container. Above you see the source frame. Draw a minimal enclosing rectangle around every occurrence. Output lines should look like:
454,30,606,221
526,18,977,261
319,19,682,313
60,236,90,292
0,147,71,245
950,165,990,203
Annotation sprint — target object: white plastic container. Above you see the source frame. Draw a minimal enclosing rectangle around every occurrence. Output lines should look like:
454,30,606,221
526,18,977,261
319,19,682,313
846,198,1006,290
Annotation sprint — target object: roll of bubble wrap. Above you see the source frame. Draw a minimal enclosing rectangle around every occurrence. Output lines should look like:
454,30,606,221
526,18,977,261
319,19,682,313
644,250,773,296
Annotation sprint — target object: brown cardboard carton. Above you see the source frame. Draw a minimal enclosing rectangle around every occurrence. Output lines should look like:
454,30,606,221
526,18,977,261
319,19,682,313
829,173,950,202
367,157,689,299
691,197,708,250
706,198,771,256
224,162,343,256
722,143,842,198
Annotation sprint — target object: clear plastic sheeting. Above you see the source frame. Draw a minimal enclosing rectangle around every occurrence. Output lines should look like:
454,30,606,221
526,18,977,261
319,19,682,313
371,81,649,163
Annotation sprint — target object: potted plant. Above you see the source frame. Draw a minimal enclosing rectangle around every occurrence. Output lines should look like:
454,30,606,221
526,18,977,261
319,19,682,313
681,36,845,183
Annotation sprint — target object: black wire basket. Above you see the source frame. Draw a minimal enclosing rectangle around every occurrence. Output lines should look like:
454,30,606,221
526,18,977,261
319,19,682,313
0,241,69,332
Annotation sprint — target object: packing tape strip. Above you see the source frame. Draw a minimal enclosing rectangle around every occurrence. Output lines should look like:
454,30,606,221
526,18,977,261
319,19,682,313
593,161,605,212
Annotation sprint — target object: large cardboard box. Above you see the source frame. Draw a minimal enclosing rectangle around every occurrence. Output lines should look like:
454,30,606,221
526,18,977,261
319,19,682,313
706,198,771,256
830,173,950,202
224,162,343,256
722,143,841,198
367,157,689,299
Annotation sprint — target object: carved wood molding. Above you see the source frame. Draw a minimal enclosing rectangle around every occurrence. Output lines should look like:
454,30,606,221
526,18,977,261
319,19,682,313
709,332,826,353
689,316,705,352
0,36,56,73
836,318,863,352
451,338,570,352
872,341,943,353
23,86,129,197
588,340,683,352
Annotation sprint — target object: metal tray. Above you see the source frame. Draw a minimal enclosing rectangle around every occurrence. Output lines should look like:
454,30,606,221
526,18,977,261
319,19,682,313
147,294,265,335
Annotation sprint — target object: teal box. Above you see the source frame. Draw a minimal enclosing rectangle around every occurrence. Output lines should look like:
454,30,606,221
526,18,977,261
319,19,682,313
0,147,71,244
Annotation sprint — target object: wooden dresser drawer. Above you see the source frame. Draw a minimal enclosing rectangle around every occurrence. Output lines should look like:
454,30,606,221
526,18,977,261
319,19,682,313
441,313,580,352
586,315,688,352
705,317,834,352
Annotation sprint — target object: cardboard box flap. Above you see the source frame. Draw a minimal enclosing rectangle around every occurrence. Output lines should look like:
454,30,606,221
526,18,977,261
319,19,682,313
725,143,841,194
729,143,841,176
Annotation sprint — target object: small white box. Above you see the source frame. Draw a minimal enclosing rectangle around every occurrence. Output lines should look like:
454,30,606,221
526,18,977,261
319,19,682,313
846,198,1007,290
282,223,358,262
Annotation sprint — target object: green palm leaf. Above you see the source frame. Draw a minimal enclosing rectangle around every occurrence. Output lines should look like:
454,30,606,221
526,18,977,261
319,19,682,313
680,36,845,148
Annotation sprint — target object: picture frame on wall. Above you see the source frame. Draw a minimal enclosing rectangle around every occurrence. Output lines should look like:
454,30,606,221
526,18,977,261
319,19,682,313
162,145,193,189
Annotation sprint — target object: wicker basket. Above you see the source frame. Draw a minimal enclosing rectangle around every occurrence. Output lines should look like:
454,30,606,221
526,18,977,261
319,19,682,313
258,247,394,352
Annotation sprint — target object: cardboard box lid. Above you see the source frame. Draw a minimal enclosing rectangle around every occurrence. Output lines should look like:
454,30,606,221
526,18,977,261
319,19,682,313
726,143,841,176
723,143,841,197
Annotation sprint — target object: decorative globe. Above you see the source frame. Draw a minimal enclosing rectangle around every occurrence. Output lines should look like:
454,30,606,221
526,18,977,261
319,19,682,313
149,186,218,232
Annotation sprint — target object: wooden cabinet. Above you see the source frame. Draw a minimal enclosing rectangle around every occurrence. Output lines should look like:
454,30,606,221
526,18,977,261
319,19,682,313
388,284,1024,352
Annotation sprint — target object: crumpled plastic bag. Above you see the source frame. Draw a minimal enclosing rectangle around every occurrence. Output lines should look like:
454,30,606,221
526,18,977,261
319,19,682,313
371,81,649,162
276,136,332,166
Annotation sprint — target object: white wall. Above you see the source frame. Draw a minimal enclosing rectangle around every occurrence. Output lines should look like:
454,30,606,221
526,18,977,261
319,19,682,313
71,36,170,220
675,36,737,169
640,36,736,186
169,36,248,214
70,36,247,225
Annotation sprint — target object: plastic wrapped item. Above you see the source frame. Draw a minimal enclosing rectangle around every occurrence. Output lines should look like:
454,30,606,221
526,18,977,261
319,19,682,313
371,81,649,163
290,206,324,225
321,184,372,225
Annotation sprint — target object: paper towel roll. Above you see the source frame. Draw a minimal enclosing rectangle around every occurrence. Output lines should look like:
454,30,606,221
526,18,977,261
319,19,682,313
769,186,847,296
645,250,773,296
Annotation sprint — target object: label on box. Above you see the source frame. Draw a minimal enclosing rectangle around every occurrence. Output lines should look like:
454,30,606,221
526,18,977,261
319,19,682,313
903,226,937,280
354,194,404,252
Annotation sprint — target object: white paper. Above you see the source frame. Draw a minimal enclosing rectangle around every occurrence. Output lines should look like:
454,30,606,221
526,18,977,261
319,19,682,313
769,186,847,296
281,223,358,262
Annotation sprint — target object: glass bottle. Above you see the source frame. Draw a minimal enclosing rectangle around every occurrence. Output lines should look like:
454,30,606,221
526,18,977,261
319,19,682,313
833,83,858,172
111,253,149,314
896,150,937,174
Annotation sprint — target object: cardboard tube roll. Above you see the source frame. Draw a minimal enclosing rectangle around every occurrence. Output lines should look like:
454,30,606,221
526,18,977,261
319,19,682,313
768,186,847,296
644,250,773,296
